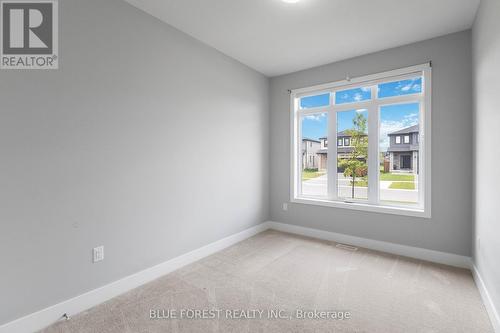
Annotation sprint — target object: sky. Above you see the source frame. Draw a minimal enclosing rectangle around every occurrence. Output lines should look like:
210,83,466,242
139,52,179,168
301,77,421,151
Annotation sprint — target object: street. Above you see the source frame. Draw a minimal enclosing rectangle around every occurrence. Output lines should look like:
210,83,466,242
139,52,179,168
301,174,419,203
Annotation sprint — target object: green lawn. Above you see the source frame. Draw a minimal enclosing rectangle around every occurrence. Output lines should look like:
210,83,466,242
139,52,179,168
380,172,415,181
389,182,416,190
302,169,325,181
303,169,414,185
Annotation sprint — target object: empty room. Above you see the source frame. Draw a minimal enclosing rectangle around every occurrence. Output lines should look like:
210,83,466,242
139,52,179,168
1,0,499,332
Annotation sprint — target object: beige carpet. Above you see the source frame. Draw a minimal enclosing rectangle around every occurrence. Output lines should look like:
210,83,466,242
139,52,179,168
40,230,493,333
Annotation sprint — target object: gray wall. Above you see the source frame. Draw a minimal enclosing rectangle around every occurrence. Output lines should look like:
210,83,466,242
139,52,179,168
472,0,500,320
0,0,269,325
270,31,473,256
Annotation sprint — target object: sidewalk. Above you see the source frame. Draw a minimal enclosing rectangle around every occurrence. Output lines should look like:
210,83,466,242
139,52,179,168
301,174,418,202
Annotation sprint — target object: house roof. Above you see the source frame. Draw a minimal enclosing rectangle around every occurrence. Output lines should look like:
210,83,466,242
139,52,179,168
337,130,351,137
302,138,320,143
318,130,367,140
388,125,419,135
317,147,356,154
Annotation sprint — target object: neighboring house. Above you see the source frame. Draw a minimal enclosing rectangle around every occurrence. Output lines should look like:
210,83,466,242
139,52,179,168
301,138,320,169
308,127,420,174
317,130,367,172
387,124,419,174
317,137,328,171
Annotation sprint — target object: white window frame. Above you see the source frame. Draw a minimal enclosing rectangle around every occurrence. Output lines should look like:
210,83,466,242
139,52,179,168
290,63,431,218
395,136,401,144
404,135,410,144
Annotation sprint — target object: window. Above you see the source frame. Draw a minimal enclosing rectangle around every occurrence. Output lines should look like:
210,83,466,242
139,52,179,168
379,103,420,207
335,87,371,104
378,77,422,98
300,93,330,109
337,109,368,200
291,64,431,217
300,112,328,198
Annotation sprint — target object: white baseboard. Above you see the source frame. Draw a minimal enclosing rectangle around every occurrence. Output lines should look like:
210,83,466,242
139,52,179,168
0,220,476,333
0,222,269,333
266,221,471,269
472,264,500,333
268,221,500,330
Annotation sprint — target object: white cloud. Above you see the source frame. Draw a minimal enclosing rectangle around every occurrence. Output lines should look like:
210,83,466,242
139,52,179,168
304,113,326,121
392,78,421,94
404,112,418,120
400,84,412,92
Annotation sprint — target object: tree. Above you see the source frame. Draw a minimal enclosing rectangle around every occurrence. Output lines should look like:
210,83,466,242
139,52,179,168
338,113,368,198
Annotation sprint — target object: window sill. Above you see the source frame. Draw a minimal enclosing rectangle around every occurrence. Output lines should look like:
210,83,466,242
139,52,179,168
291,197,431,218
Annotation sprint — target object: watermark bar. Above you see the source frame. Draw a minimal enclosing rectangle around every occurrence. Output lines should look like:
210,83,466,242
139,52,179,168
149,308,352,321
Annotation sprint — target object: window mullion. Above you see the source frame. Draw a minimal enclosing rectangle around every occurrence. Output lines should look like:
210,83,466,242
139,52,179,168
293,98,301,199
367,95,380,205
298,105,334,116
327,101,338,201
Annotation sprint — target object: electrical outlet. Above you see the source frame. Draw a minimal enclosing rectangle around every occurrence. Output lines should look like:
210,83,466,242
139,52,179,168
93,246,104,263
282,203,288,211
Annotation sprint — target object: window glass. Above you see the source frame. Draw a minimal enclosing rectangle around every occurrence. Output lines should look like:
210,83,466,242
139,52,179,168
378,77,422,98
300,93,330,109
335,87,371,104
300,113,328,198
379,103,420,207
338,138,343,146
337,109,368,200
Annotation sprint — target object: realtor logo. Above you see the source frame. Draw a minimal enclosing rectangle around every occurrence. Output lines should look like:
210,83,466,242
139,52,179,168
1,0,58,69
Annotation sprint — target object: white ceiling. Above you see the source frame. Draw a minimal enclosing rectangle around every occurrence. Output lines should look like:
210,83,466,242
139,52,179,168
125,0,480,77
